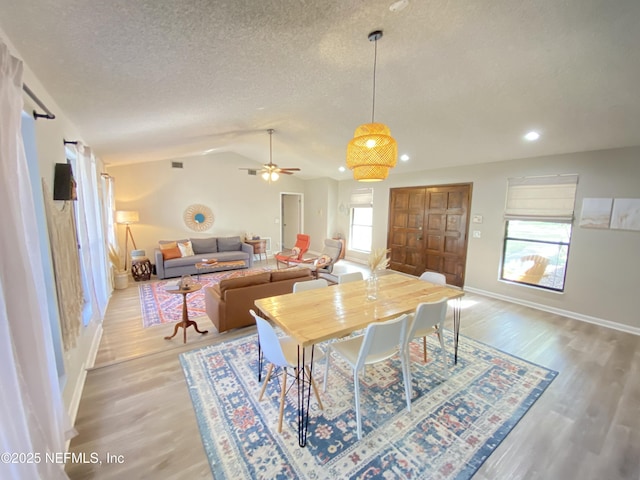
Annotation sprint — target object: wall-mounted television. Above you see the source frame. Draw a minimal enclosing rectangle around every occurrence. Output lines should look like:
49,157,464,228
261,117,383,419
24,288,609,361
53,162,77,201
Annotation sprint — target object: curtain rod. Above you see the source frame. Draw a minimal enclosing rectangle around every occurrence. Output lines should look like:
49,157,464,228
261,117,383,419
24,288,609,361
22,83,56,120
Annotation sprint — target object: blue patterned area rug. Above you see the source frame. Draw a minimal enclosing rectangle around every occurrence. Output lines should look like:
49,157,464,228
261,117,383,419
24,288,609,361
180,331,557,479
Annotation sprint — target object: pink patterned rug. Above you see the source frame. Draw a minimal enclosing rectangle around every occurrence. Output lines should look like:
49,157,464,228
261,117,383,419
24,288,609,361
138,268,271,328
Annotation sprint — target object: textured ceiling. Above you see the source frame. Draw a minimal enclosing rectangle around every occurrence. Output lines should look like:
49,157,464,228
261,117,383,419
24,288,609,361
2,0,640,179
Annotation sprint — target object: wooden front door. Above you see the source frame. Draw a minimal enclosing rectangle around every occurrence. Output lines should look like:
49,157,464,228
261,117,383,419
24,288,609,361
387,183,472,287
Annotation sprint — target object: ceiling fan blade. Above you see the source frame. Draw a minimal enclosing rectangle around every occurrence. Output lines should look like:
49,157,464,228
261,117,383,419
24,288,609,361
278,170,294,175
278,168,301,172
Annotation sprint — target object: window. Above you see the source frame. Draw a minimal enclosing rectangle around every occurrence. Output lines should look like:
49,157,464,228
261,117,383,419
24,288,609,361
501,220,571,291
350,206,373,252
349,188,373,252
500,175,578,292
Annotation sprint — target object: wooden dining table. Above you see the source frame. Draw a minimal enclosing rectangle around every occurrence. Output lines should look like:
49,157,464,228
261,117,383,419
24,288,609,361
254,272,465,447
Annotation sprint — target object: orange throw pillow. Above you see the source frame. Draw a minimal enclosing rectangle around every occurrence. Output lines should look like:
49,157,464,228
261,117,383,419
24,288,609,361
160,242,182,261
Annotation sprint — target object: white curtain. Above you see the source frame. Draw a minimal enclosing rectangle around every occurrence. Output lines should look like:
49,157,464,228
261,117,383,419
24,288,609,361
69,144,110,319
101,174,117,290
0,42,69,479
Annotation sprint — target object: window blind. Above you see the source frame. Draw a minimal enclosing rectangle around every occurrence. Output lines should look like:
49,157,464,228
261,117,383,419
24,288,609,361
350,188,373,207
505,174,578,221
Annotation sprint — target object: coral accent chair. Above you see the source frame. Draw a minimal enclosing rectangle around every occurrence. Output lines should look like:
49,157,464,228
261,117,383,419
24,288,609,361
275,234,311,269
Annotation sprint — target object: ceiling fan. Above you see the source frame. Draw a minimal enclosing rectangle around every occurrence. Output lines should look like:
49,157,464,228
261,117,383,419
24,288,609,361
239,129,300,182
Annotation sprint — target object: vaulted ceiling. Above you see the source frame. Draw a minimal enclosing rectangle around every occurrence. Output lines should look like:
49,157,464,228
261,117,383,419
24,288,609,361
2,0,640,179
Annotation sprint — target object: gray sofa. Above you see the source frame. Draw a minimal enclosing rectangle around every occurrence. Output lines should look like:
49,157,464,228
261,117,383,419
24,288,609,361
154,236,253,279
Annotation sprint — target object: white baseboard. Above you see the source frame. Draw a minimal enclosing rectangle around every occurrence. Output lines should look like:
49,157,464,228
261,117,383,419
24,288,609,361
87,323,103,369
67,324,103,428
464,286,640,336
344,255,366,265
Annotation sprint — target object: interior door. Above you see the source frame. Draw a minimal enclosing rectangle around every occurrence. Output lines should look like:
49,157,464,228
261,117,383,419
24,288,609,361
281,193,301,249
388,184,472,287
387,188,426,274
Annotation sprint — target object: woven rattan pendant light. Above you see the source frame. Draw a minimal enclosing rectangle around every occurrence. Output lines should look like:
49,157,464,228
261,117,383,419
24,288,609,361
346,30,397,182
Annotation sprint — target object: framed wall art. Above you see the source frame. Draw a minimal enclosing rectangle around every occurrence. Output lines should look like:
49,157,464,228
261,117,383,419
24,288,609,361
610,198,640,231
579,198,613,229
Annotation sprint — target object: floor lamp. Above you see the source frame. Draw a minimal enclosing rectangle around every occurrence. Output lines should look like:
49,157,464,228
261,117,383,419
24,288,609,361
116,210,139,272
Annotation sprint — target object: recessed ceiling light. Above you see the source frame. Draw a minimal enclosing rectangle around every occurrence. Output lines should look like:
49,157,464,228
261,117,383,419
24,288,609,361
389,0,409,12
400,154,410,161
524,131,540,141
338,166,346,172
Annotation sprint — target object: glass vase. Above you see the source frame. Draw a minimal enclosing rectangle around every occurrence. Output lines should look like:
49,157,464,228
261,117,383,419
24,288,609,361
366,271,379,300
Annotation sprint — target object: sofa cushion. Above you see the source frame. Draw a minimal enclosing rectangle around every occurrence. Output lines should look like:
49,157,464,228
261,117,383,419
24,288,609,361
212,251,249,262
159,242,182,260
219,271,271,296
165,255,207,268
178,240,194,257
218,236,242,252
191,237,218,254
270,268,312,282
160,239,188,246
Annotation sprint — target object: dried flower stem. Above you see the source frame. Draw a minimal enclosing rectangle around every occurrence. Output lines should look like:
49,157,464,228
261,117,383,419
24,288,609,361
368,248,390,272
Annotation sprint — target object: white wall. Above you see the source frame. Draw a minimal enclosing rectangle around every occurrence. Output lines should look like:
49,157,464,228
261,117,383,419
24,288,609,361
303,177,339,253
336,147,640,331
107,152,305,257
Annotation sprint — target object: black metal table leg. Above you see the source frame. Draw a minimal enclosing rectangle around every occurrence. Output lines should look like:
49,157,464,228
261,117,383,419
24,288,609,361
257,341,263,382
297,344,315,447
454,297,461,364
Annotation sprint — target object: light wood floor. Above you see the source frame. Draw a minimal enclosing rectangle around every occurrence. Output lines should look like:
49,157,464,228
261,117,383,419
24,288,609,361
67,262,640,479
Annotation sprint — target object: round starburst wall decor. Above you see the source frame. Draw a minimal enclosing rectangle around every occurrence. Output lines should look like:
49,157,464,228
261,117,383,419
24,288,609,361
184,204,214,232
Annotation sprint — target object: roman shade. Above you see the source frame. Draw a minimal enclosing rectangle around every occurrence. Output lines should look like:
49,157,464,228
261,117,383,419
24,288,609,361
505,174,579,221
350,188,373,207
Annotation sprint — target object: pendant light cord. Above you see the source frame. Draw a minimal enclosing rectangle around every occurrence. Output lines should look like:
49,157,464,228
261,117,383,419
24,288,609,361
371,38,378,123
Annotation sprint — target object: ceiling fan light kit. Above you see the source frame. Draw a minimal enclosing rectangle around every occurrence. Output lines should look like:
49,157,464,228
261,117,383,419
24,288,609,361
347,30,398,182
262,170,279,182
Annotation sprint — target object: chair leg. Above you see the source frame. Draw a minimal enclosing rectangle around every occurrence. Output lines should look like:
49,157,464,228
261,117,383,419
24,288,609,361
354,370,362,440
437,326,449,378
422,336,428,363
306,366,324,410
323,347,331,392
278,367,288,433
259,363,274,401
402,353,412,412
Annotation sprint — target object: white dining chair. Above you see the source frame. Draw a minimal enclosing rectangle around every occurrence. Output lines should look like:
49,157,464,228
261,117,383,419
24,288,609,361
419,271,446,285
250,310,324,432
337,271,364,284
417,271,448,362
405,299,449,378
323,314,411,440
293,278,329,293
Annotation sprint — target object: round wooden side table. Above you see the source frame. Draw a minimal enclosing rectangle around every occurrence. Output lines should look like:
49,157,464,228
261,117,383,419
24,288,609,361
164,283,208,343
